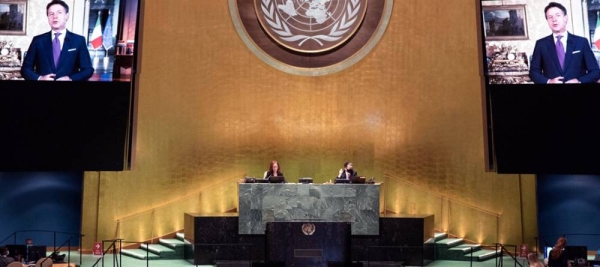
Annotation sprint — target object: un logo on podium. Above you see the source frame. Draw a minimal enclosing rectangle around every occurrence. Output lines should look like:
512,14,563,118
230,0,393,75
302,223,316,235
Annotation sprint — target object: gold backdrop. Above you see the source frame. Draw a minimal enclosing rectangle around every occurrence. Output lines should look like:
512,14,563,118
81,0,538,249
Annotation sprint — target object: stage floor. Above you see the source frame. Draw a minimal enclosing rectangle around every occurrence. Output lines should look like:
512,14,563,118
61,253,539,267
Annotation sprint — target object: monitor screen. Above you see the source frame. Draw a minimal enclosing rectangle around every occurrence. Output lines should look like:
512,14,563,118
0,0,141,170
334,178,350,184
479,1,600,174
544,246,552,258
350,176,366,184
566,246,588,260
268,176,286,183
481,1,600,85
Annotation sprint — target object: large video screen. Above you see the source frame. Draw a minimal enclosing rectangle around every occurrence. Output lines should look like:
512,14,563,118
482,1,600,85
0,0,141,171
481,1,600,174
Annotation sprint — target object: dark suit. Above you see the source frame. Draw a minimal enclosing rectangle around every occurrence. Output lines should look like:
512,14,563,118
529,33,600,84
337,169,357,179
0,256,14,267
547,250,568,267
21,31,94,81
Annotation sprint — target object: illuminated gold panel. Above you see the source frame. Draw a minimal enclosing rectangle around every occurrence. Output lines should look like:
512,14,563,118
81,0,538,250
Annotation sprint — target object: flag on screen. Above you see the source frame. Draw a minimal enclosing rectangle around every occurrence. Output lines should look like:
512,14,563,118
90,13,102,49
102,11,113,50
594,12,600,50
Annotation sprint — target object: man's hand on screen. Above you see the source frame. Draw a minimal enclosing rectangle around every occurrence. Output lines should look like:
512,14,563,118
548,76,564,84
565,79,580,84
40,74,56,81
56,76,72,81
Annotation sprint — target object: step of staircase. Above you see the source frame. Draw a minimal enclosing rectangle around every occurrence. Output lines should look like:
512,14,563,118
140,243,181,259
426,232,447,244
435,238,464,248
159,238,185,249
439,244,482,261
175,232,184,241
433,234,502,262
433,232,448,242
140,244,175,255
465,249,502,261
120,248,161,260
449,244,482,253
120,233,187,261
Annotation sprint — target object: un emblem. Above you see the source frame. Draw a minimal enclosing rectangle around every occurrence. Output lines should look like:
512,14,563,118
256,0,368,53
229,0,393,75
301,223,316,235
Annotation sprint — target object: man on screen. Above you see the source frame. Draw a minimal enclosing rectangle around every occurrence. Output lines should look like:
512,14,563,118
529,2,600,84
21,0,93,81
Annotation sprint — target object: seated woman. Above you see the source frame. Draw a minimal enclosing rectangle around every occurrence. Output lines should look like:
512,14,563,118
337,162,357,179
264,160,286,183
547,237,568,267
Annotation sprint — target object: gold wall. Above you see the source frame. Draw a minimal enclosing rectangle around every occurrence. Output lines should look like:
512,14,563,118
81,0,538,249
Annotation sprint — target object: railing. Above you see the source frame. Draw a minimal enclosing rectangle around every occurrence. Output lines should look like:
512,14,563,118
491,243,523,267
38,235,81,267
114,176,240,242
91,239,120,267
383,174,501,244
0,230,83,266
90,239,150,267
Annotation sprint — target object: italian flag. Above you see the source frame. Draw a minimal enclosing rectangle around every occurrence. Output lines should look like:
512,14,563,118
595,12,600,50
90,14,102,49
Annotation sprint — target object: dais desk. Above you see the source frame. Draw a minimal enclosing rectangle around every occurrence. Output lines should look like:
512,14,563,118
238,183,380,235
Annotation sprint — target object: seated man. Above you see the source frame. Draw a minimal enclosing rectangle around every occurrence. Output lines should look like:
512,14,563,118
0,247,14,267
24,238,43,263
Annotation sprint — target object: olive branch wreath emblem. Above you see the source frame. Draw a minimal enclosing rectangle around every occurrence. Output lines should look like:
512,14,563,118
260,0,362,47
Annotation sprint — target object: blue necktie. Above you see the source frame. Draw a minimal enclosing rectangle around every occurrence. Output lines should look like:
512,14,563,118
53,32,61,68
556,35,565,70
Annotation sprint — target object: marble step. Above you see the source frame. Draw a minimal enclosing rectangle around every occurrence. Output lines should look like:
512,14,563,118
159,238,185,249
449,244,482,254
435,238,464,248
434,232,448,242
439,244,483,260
463,249,502,261
120,248,161,260
426,232,448,244
175,232,185,241
140,244,175,256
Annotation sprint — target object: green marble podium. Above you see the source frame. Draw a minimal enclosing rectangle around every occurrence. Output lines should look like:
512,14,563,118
238,183,380,235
